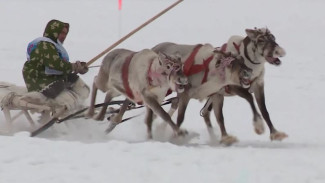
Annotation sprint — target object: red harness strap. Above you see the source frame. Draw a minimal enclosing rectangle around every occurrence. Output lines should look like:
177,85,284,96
122,53,136,100
147,58,155,86
219,42,240,53
220,43,227,52
200,55,214,84
183,44,214,84
147,59,173,98
233,42,241,53
219,42,240,93
183,44,203,75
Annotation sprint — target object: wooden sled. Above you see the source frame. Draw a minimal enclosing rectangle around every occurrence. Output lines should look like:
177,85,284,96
0,82,64,133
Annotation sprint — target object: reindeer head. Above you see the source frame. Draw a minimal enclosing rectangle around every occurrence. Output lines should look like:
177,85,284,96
213,50,252,88
158,52,188,93
245,27,286,66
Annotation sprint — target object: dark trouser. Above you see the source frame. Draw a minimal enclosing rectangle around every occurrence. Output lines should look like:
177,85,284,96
40,73,79,99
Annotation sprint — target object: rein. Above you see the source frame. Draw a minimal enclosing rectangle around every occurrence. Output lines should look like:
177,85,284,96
88,65,101,68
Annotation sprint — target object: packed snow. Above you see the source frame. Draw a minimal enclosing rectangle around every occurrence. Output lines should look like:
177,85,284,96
1,0,325,183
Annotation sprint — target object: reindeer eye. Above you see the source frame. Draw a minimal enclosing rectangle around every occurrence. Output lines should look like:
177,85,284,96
215,60,221,67
269,35,275,41
174,65,181,71
257,38,265,43
167,65,171,70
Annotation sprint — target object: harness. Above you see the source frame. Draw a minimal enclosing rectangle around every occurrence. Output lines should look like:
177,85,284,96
220,38,260,65
147,58,164,87
183,44,214,84
220,42,240,53
219,40,253,95
122,53,165,104
122,53,136,100
243,37,260,65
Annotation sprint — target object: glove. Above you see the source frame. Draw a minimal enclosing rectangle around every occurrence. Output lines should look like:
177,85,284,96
72,61,88,74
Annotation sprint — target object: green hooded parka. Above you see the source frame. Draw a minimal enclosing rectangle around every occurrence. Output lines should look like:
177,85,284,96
22,19,73,92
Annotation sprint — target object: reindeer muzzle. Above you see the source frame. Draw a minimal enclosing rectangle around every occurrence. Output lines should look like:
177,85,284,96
240,69,252,88
175,77,188,93
266,57,281,66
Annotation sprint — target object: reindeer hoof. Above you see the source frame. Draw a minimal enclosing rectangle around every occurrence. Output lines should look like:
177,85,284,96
147,133,153,140
220,135,238,146
84,111,94,119
84,107,96,118
270,131,288,141
253,118,265,135
94,115,105,121
175,129,188,136
105,121,118,134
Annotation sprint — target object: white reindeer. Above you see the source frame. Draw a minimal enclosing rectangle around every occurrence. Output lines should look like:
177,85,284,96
150,43,253,143
199,27,288,144
86,48,189,138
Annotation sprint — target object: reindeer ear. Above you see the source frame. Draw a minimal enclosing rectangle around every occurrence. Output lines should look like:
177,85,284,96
158,52,165,59
175,52,182,62
264,26,271,34
158,52,165,65
245,29,258,41
159,52,169,64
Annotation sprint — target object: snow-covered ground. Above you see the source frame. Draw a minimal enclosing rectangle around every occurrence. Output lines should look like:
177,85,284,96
1,0,325,182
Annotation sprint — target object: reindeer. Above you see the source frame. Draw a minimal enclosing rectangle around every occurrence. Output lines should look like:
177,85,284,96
85,48,189,138
199,28,288,144
150,43,253,143
200,28,288,143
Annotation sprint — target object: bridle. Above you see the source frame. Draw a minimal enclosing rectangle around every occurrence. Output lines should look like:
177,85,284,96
149,56,183,87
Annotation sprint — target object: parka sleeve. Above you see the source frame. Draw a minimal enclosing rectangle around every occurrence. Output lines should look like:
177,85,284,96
38,41,73,74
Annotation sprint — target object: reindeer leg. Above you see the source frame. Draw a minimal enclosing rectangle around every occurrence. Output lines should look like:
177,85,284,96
106,99,131,134
94,91,113,121
176,93,190,128
157,96,179,130
142,94,187,137
201,97,213,128
2,107,13,132
85,81,98,118
145,107,154,139
232,86,265,135
111,99,131,123
200,96,219,142
168,96,179,117
211,94,238,145
254,83,288,141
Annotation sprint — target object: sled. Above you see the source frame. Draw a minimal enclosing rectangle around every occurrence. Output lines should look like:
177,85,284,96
0,82,59,131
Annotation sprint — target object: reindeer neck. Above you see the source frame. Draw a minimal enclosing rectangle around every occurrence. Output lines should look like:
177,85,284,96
239,37,262,66
147,58,167,87
240,37,266,78
215,56,235,83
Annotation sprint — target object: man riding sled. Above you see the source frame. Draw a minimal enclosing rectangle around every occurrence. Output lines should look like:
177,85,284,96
22,19,90,115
